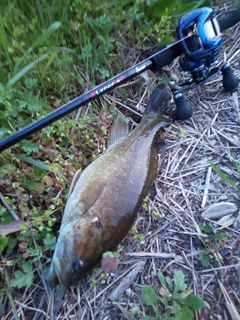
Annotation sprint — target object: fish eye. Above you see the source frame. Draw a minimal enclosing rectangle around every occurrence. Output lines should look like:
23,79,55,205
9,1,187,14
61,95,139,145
72,260,83,271
72,261,80,271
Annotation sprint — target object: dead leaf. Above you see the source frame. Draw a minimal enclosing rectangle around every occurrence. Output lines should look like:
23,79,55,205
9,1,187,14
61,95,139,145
18,241,28,252
159,287,167,297
0,220,25,236
101,255,118,273
22,252,30,259
202,202,238,219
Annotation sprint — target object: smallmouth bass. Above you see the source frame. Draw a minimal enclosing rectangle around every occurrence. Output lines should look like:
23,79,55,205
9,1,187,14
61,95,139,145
48,84,174,289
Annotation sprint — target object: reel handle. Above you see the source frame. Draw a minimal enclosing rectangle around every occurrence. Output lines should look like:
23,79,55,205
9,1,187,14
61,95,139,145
217,8,240,32
174,93,193,121
222,63,239,92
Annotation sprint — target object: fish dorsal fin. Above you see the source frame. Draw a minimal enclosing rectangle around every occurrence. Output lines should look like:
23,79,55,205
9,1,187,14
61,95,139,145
67,168,82,198
107,116,129,149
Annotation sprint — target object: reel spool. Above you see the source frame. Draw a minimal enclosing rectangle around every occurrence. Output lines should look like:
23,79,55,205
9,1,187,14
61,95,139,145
174,7,239,120
177,7,222,83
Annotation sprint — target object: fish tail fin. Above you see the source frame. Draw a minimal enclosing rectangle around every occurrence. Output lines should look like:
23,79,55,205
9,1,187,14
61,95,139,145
144,84,172,116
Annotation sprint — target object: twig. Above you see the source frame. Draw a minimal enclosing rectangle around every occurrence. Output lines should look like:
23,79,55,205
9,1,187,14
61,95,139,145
81,284,94,320
231,91,240,123
161,255,183,273
201,166,212,208
46,289,54,320
214,129,240,147
179,181,191,208
71,107,83,134
105,94,143,117
0,192,19,221
198,263,240,273
89,262,141,304
14,301,51,319
125,252,175,258
218,280,240,320
109,260,146,300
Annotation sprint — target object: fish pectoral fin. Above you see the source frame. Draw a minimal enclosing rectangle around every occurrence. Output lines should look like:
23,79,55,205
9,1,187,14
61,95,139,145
49,256,66,287
107,115,129,149
68,168,82,198
48,262,59,288
51,257,66,286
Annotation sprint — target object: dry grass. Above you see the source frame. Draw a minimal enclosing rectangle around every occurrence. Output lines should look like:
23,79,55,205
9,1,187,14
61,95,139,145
2,6,240,320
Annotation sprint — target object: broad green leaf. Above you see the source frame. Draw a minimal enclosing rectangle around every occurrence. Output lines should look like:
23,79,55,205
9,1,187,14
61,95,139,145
24,272,34,287
27,245,42,261
26,95,42,112
44,234,56,251
10,270,34,289
180,306,194,320
199,224,213,234
0,235,8,251
0,164,15,178
22,176,37,191
214,231,227,242
166,276,173,289
141,285,157,307
33,166,46,181
183,294,205,310
6,236,17,254
158,271,167,289
174,270,186,293
22,261,33,273
199,252,210,267
21,140,39,154
103,251,115,258
172,300,181,313
0,206,14,223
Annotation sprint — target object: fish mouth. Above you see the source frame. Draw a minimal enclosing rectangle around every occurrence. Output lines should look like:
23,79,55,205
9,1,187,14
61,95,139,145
49,256,85,289
49,257,69,289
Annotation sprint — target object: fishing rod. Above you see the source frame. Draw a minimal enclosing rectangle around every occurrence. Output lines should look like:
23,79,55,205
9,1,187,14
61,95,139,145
0,7,240,152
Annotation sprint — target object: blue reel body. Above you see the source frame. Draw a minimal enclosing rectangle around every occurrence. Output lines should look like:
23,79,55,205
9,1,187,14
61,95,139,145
177,7,222,82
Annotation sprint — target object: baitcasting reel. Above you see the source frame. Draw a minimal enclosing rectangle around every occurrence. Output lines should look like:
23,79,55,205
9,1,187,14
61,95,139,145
173,7,239,120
